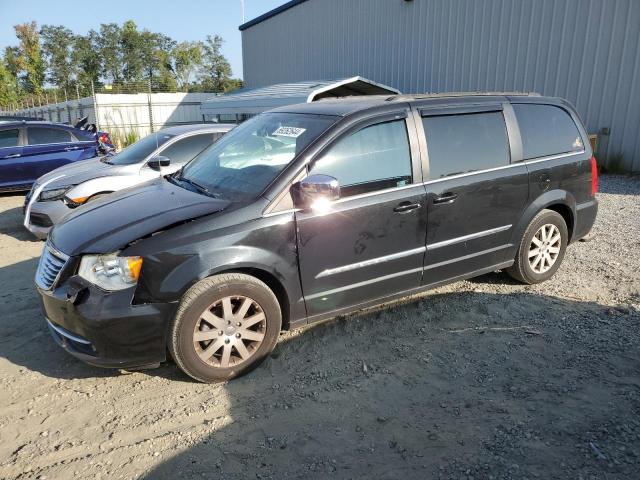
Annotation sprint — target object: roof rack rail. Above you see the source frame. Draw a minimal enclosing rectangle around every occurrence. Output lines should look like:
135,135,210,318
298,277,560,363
386,91,541,101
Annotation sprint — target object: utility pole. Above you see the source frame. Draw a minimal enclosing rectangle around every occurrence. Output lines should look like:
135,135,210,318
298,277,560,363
240,0,245,23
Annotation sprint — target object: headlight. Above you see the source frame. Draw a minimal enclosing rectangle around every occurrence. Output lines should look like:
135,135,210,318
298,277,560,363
78,253,143,291
39,187,70,201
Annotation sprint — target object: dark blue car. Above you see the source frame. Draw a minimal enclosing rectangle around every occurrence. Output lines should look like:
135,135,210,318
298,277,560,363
0,121,111,192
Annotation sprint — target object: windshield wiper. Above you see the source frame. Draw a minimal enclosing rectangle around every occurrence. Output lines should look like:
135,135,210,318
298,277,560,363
175,176,220,198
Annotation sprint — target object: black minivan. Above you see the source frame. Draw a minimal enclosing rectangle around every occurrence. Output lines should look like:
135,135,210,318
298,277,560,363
36,93,598,382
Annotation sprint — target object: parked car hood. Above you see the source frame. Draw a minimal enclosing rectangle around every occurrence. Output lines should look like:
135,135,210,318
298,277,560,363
36,157,123,189
50,179,231,256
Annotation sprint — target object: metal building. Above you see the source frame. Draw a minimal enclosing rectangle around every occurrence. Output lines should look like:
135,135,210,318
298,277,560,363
240,0,640,172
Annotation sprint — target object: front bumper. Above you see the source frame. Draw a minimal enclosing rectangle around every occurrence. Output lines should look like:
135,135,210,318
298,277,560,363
38,278,177,369
25,200,71,239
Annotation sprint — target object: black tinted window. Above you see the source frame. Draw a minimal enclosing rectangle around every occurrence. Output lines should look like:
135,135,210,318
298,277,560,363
423,112,510,179
513,104,583,160
0,129,19,148
27,127,72,145
160,134,214,165
309,119,412,197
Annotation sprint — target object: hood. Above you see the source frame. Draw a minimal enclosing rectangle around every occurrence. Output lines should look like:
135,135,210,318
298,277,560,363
37,157,119,188
50,179,231,256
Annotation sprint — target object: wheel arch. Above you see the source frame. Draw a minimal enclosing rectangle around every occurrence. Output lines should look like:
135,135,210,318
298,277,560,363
512,189,577,246
211,266,292,331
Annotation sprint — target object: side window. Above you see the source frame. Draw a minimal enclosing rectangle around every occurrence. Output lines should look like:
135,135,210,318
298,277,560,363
422,112,510,179
0,129,19,148
27,127,72,145
309,119,412,197
159,134,214,164
513,104,583,160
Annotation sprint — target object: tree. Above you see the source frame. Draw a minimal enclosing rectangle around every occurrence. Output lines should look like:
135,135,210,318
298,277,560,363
14,21,45,94
97,23,123,83
120,20,145,82
172,41,203,91
40,25,75,93
0,62,20,108
73,30,102,94
200,35,232,93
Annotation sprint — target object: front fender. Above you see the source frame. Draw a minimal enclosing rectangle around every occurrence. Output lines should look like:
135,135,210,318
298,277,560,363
128,211,306,325
510,189,576,246
66,174,149,200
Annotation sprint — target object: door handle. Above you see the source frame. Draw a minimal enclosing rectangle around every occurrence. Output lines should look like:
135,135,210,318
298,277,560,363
393,201,421,213
433,192,458,204
64,146,79,151
3,153,21,158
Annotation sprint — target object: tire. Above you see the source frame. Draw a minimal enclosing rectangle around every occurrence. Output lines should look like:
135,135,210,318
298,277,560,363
506,209,568,285
168,273,282,383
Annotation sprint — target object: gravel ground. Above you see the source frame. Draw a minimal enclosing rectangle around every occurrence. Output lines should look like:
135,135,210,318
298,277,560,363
0,175,638,480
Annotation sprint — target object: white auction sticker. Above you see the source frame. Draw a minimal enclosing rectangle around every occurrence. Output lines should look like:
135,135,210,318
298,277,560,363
272,126,306,138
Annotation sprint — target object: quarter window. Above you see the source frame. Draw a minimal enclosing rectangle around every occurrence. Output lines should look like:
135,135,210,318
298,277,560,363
422,112,510,179
513,104,583,160
309,119,412,197
0,129,19,148
27,127,72,145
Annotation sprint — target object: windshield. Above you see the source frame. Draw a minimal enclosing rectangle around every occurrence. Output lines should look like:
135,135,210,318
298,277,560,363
177,113,336,201
107,132,174,165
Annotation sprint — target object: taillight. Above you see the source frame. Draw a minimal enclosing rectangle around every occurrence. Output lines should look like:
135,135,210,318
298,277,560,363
590,156,598,196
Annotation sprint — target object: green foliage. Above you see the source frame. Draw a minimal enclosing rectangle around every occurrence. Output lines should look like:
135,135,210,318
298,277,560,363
40,25,75,93
200,35,233,93
110,128,140,150
0,19,239,109
173,41,204,91
14,22,45,94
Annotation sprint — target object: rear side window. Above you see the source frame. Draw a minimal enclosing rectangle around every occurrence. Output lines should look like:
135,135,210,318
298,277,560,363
159,134,214,165
28,127,72,145
513,104,583,160
422,112,510,179
309,119,412,197
0,129,19,148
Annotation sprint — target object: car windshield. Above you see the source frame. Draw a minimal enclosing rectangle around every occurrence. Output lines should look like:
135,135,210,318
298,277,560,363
176,113,337,201
106,132,175,165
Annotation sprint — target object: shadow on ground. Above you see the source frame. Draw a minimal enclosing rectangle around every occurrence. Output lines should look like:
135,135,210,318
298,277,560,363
138,291,639,479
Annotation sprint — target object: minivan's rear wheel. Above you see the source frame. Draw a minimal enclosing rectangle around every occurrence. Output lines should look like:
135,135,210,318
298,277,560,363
506,209,568,284
169,273,282,383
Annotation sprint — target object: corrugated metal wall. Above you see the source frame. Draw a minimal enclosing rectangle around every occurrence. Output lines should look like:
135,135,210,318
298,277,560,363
242,0,640,172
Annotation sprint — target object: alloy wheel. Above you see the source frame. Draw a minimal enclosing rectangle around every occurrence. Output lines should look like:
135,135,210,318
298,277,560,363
528,223,561,274
193,296,266,368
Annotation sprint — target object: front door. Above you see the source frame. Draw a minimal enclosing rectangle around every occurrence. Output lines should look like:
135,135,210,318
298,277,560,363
295,114,427,318
418,105,529,285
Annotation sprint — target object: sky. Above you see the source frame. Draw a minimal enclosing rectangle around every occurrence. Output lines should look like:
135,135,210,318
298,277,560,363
0,0,286,79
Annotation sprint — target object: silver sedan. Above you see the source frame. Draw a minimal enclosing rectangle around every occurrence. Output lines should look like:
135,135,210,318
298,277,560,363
24,123,234,239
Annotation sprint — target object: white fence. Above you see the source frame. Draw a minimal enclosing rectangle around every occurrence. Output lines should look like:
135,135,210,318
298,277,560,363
9,92,219,143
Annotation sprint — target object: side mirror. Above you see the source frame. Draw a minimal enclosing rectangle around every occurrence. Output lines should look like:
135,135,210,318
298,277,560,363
148,156,171,170
291,174,340,210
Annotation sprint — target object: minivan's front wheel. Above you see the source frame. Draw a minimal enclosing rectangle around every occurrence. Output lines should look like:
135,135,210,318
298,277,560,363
169,273,282,383
506,209,568,284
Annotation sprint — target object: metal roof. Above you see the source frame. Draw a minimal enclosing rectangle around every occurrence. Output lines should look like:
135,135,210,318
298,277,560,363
239,0,310,31
200,77,400,116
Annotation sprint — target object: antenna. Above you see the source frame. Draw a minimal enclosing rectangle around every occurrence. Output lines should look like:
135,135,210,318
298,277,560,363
240,0,245,23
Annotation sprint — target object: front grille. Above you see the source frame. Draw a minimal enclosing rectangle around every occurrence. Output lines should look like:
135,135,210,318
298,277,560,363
30,212,53,227
36,242,69,290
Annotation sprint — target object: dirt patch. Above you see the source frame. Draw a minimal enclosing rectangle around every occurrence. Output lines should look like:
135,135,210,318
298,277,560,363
0,176,639,479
